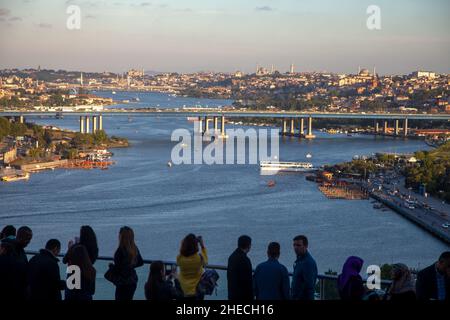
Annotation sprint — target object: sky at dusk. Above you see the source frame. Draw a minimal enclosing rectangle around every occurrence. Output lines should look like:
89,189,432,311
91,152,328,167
0,0,449,74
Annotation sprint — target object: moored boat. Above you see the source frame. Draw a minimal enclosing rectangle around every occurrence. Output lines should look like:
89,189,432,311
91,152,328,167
260,161,314,173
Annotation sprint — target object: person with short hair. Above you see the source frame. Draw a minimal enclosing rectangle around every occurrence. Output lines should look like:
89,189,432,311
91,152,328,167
291,235,318,300
253,242,290,300
28,239,65,301
416,251,450,301
227,235,253,301
13,226,33,264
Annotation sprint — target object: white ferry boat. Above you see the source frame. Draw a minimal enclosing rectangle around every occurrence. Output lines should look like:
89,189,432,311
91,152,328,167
260,161,314,173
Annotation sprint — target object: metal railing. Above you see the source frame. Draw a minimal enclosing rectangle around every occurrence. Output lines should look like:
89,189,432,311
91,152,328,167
26,250,392,300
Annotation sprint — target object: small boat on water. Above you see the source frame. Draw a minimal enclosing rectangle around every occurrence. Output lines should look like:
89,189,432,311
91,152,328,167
373,203,384,209
267,180,276,187
1,172,30,182
260,161,314,173
112,91,116,94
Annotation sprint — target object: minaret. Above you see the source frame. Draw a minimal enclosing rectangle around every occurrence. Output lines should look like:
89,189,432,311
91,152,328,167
271,64,274,74
290,63,295,74
80,72,84,86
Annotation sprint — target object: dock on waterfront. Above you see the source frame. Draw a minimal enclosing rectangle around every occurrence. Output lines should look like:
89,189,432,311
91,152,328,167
318,183,369,200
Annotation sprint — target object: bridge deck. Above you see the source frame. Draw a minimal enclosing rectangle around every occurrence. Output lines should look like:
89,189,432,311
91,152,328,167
2,110,450,120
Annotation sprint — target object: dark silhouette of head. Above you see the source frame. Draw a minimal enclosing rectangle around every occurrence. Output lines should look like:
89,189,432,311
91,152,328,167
293,235,309,256
437,251,450,276
45,239,61,256
145,261,165,299
180,233,198,257
79,225,98,262
67,244,96,281
118,226,138,262
267,242,280,259
16,226,33,248
1,225,16,240
238,235,252,253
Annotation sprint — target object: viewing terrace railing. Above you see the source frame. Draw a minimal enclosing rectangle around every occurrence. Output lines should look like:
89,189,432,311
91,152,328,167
26,251,392,300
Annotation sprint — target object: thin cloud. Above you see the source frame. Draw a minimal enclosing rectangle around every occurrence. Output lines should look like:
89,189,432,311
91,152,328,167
37,22,52,28
85,14,96,19
9,16,22,21
255,6,274,12
140,2,151,6
173,8,192,13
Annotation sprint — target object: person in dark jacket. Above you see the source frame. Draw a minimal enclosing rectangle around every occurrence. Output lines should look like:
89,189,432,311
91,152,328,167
337,256,365,300
145,261,183,300
112,226,144,301
64,244,96,301
227,235,253,301
64,225,99,265
0,242,28,300
416,251,450,301
28,239,65,301
253,242,290,300
13,226,33,265
291,235,318,300
385,263,416,301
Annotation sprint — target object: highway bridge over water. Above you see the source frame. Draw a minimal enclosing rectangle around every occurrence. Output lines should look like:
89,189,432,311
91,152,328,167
1,110,449,139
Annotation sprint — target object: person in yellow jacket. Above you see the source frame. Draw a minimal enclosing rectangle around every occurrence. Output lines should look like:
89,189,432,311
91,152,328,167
176,233,208,300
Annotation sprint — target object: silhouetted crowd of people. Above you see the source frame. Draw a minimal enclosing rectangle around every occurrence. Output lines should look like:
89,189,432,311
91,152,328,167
1,224,449,301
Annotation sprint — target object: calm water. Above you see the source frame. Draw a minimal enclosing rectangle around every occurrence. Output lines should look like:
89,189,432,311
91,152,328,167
2,91,449,299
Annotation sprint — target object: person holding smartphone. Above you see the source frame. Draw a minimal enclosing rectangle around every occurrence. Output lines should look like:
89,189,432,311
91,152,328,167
176,234,208,300
144,261,183,300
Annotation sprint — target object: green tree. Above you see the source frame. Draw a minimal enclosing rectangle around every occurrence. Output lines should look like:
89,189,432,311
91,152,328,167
43,130,53,147
93,130,108,145
9,123,27,137
0,117,11,139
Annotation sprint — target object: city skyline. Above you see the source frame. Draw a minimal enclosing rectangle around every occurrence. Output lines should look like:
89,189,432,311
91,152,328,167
0,0,449,75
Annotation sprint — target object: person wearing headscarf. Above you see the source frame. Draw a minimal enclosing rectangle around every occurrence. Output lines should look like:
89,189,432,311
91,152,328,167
337,256,365,300
385,263,416,301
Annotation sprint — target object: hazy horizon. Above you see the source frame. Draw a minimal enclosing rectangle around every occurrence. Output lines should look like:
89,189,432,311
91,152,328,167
0,0,449,74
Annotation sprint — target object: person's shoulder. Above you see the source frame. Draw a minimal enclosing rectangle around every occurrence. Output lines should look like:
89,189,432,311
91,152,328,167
228,248,239,258
279,263,289,273
255,261,265,270
306,252,318,266
417,263,435,276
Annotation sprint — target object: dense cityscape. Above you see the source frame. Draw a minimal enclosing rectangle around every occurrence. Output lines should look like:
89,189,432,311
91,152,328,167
1,67,449,114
